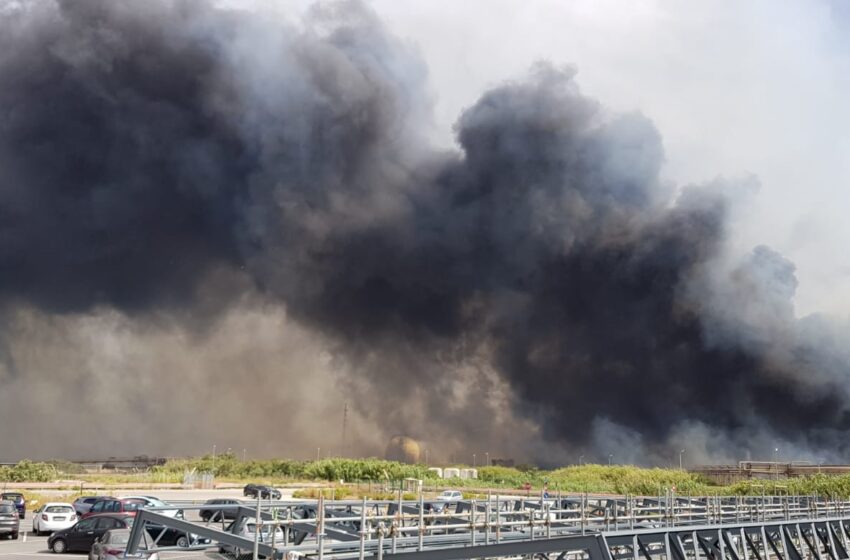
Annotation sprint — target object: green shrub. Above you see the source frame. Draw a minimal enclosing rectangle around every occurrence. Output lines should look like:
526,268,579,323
0,460,57,482
152,455,437,482
729,474,850,498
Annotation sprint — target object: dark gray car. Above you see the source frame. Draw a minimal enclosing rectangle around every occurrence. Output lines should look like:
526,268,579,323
0,501,20,539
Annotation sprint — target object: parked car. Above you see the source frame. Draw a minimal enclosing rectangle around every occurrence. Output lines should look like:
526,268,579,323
243,484,281,500
0,501,20,540
219,518,283,557
116,496,182,518
88,529,158,560
437,490,463,503
200,499,242,522
0,493,26,518
82,498,147,519
73,497,114,517
146,525,211,549
33,503,78,535
49,513,206,553
49,514,135,553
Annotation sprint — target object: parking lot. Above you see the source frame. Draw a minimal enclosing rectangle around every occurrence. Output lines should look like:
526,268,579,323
0,534,216,560
0,488,297,560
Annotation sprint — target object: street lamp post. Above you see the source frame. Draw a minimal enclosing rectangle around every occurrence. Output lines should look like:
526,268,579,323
317,447,321,461
679,449,685,471
243,449,247,462
579,455,584,466
473,454,477,468
774,448,780,480
485,452,489,467
608,454,613,466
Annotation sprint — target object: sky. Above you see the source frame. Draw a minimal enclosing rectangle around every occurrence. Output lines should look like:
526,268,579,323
2,0,850,465
361,0,850,318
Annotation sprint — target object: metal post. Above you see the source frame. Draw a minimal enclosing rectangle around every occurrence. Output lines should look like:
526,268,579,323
359,498,367,560
470,498,476,547
581,492,586,535
496,494,502,544
418,494,425,551
317,494,325,560
485,493,491,545
253,493,261,560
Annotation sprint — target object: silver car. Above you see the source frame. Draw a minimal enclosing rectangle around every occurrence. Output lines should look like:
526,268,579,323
89,529,158,560
0,501,20,540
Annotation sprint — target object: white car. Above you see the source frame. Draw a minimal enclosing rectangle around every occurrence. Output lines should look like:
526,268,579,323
437,490,463,503
32,503,77,535
116,496,182,518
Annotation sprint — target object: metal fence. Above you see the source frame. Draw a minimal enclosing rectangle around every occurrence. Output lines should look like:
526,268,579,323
125,493,850,560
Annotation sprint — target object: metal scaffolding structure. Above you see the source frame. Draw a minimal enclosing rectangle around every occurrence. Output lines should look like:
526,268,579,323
125,493,850,560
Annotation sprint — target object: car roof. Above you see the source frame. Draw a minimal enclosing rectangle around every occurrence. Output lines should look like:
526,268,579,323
43,503,75,507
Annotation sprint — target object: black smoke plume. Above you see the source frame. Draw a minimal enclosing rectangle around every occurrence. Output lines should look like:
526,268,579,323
1,0,847,463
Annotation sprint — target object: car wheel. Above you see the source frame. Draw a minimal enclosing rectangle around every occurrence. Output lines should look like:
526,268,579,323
201,514,210,522
51,538,68,553
11,532,18,540
176,536,189,548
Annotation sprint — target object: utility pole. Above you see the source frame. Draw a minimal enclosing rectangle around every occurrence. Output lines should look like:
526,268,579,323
608,454,613,466
679,449,685,470
317,447,321,461
341,402,349,457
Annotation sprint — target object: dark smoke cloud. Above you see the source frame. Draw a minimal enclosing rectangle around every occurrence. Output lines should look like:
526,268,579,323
1,0,848,464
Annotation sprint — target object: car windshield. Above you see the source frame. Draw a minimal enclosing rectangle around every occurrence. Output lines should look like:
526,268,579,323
0,505,15,514
1,494,21,501
109,533,131,545
46,506,74,514
106,530,152,547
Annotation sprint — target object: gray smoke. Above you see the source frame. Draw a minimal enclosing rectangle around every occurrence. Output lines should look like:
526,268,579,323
0,0,848,464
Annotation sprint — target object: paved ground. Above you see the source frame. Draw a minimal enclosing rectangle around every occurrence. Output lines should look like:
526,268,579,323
0,488,298,560
0,533,214,560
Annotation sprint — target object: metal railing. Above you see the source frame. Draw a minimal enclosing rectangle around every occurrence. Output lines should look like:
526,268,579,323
126,494,850,559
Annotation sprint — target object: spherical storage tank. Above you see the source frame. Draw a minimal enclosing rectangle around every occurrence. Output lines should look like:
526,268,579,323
385,435,421,464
